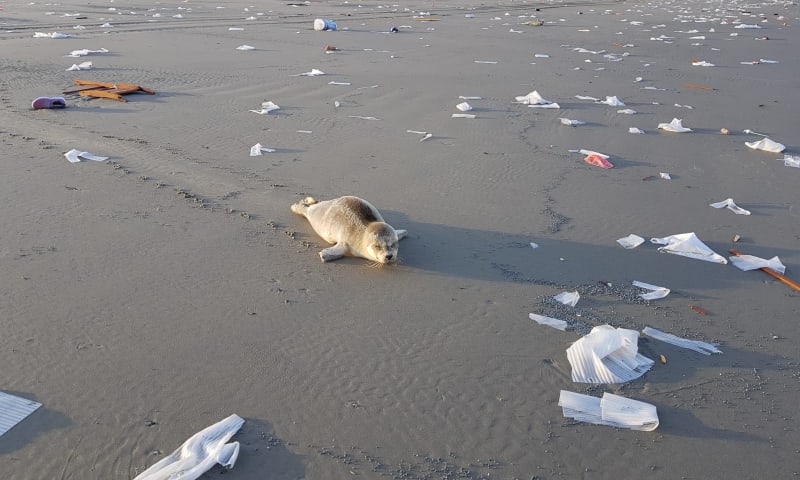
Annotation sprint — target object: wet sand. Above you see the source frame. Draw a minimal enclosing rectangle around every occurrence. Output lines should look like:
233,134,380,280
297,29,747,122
1,0,799,478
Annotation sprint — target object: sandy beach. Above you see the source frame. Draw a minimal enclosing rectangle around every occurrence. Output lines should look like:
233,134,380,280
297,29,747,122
1,0,799,478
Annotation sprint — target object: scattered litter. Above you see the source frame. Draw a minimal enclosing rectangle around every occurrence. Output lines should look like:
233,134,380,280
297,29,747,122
617,109,636,115
328,81,350,86
133,414,245,480
34,31,70,38
314,18,337,31
66,61,92,71
674,104,693,109
407,130,433,142
779,155,800,168
459,96,482,100
530,242,539,249
729,254,786,275
743,128,768,137
348,115,380,120
474,60,498,64
683,83,713,91
642,327,722,355
690,305,709,316
734,23,761,29
566,325,654,384
659,172,671,179
324,45,337,53
650,232,727,264
456,102,472,112
294,68,325,76
529,313,568,331
235,45,256,50
0,392,42,437
250,143,276,156
730,248,800,292
600,96,625,107
228,27,244,31
63,80,155,102
585,153,613,169
553,291,580,307
32,96,66,109
451,113,476,119
720,128,730,135
296,130,312,134
745,137,785,153
632,280,670,300
575,95,600,101
534,53,550,58
249,101,280,114
709,198,751,215
658,118,691,133
66,48,109,57
628,127,645,134
560,118,585,126
64,149,108,163
691,60,715,66
617,234,645,249
559,390,659,431
515,90,559,108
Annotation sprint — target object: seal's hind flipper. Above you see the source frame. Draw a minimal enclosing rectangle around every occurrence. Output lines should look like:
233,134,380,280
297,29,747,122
395,229,408,240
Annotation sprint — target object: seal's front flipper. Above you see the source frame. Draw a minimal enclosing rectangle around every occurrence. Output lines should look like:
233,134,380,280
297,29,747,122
320,243,348,262
395,229,408,240
290,196,318,216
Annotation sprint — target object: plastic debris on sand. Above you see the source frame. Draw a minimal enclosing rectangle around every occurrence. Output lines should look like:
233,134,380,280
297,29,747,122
559,390,659,431
566,325,654,384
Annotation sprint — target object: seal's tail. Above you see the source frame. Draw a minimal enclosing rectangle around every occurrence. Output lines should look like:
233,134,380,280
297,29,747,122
290,196,318,216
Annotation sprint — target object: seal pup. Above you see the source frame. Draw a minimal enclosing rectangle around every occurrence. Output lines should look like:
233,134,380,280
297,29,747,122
291,196,408,264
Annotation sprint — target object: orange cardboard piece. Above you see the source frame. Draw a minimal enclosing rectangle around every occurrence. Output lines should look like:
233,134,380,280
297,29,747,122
585,154,614,169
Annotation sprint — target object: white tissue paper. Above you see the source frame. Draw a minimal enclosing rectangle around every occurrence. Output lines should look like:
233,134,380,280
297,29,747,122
746,138,785,153
250,143,276,156
658,118,692,132
709,198,751,215
729,254,786,274
642,327,722,355
64,149,108,163
249,101,280,114
600,96,625,106
616,234,645,249
515,90,559,108
650,232,727,264
566,325,654,384
632,280,670,300
553,291,580,307
559,390,659,431
133,414,245,480
529,313,568,331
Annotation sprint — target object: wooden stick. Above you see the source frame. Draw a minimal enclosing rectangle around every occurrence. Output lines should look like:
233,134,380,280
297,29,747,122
683,83,714,91
729,249,800,293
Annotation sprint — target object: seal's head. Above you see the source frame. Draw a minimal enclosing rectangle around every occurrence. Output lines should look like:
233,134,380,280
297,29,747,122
364,222,401,264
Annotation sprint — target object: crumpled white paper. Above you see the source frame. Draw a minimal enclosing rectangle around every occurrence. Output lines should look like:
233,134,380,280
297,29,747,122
632,280,670,300
560,118,585,126
729,254,786,274
515,90,558,108
709,198,751,215
553,291,580,307
600,96,625,106
34,31,71,38
250,143,276,156
66,48,109,57
746,137,785,153
778,155,800,168
650,232,727,264
658,118,691,133
529,313,568,331
559,390,659,431
64,149,108,163
642,327,722,355
133,414,245,480
66,61,92,71
616,234,645,249
249,101,280,114
566,325,654,384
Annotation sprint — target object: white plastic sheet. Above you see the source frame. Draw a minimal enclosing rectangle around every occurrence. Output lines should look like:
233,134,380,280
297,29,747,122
250,143,276,156
529,313,568,331
642,327,722,355
559,390,659,431
559,118,585,126
658,118,691,132
650,232,727,264
236,45,255,50
456,102,472,112
66,61,92,71
616,234,644,249
0,392,42,437
133,414,245,480
729,254,786,274
249,101,280,114
746,138,785,153
628,127,645,134
709,198,751,215
295,68,325,76
34,31,70,38
66,48,109,57
778,155,800,168
566,325,654,384
515,90,557,107
600,96,625,106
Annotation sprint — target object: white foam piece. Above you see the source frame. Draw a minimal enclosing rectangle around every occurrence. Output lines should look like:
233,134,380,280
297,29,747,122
642,327,722,355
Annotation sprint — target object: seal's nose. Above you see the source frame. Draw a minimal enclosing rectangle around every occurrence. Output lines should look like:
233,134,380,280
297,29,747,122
385,253,394,262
